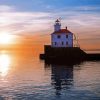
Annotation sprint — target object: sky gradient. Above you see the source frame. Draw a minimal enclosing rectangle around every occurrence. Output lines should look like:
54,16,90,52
0,0,100,51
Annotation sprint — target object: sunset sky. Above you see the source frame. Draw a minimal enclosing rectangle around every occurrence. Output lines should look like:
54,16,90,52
0,0,100,52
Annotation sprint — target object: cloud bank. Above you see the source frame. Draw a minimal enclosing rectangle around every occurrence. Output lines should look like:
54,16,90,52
0,5,100,33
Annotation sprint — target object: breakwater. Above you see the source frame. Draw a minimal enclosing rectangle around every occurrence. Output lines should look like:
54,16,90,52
40,45,100,64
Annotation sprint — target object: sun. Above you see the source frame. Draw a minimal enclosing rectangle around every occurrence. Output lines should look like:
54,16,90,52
0,32,14,44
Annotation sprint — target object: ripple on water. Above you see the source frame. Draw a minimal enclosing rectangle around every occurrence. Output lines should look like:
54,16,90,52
0,52,99,100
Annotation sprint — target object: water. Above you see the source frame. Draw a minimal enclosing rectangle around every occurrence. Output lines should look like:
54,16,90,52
0,50,100,100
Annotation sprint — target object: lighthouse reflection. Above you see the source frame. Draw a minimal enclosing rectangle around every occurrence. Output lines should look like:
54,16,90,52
45,64,74,95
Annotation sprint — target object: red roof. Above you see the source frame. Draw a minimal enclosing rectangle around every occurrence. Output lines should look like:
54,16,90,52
53,29,72,34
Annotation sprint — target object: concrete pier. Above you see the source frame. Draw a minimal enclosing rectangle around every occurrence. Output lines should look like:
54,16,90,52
40,45,100,64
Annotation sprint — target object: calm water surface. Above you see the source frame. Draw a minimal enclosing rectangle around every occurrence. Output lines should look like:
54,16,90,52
0,50,100,100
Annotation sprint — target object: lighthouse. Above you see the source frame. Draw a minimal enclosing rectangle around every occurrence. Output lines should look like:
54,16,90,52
51,19,73,47
40,19,87,63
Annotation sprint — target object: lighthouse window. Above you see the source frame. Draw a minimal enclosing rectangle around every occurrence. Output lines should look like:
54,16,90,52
66,35,68,38
62,42,64,45
55,42,57,45
57,35,61,38
66,42,68,45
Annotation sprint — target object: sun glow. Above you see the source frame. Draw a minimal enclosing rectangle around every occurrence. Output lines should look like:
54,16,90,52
0,32,14,44
0,52,11,77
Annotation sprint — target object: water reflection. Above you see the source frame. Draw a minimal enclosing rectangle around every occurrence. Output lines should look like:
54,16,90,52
45,64,74,95
0,51,11,77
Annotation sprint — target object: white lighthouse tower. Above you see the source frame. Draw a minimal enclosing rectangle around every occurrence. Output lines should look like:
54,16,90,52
54,19,61,31
51,19,73,47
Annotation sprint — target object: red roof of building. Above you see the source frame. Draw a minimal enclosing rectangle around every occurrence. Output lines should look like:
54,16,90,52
53,29,72,34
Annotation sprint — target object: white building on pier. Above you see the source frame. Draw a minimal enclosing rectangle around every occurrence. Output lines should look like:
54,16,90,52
51,19,73,47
